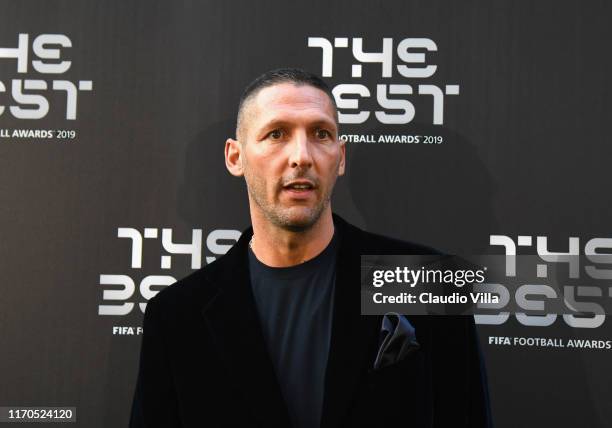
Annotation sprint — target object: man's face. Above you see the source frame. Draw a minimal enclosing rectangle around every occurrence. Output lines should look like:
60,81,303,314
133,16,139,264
227,82,345,231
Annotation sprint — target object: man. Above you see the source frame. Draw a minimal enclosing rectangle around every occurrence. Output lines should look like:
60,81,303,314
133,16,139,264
130,68,491,427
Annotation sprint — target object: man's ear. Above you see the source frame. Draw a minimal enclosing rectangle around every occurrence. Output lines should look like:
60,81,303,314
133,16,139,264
225,138,244,177
338,138,346,176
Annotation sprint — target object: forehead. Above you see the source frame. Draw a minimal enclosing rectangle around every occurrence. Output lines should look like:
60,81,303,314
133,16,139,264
248,83,337,128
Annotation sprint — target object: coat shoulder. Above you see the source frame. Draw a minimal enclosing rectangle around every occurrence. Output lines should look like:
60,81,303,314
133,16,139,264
337,216,441,256
144,225,252,320
144,254,228,318
358,229,441,255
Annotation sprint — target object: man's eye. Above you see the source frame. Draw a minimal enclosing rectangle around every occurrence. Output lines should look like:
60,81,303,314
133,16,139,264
268,129,283,139
315,129,331,139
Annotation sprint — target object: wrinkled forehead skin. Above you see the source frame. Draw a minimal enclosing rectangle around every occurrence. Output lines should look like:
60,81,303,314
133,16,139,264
237,82,339,142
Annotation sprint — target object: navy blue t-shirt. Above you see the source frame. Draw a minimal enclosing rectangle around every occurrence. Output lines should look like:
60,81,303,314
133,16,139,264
248,231,339,428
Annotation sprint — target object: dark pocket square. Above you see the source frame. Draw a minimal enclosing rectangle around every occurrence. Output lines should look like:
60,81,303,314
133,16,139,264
373,312,420,370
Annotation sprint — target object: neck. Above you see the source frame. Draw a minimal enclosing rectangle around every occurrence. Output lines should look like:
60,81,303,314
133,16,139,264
249,206,335,267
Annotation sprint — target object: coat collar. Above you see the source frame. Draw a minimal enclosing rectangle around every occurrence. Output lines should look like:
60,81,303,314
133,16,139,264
201,214,380,428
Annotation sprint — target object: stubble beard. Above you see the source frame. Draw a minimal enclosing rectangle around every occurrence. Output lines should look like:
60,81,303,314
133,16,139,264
244,168,337,233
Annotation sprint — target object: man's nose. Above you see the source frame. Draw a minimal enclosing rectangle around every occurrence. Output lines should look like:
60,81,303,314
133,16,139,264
288,131,313,168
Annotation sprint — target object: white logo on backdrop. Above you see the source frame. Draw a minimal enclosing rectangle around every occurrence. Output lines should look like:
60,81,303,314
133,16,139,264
0,33,92,120
308,37,459,125
98,227,240,316
478,236,612,329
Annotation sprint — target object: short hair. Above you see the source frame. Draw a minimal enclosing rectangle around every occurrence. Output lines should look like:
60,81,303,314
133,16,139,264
236,68,338,140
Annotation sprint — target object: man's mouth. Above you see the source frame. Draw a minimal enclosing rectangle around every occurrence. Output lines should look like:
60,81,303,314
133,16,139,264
282,180,316,195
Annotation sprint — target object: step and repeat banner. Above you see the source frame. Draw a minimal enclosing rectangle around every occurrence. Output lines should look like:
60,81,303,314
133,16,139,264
1,1,611,426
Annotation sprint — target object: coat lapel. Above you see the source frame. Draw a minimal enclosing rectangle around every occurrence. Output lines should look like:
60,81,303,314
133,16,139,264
320,215,382,428
322,215,434,428
201,229,292,428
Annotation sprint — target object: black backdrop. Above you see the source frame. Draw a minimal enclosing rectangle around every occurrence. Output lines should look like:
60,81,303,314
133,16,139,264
1,1,611,426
